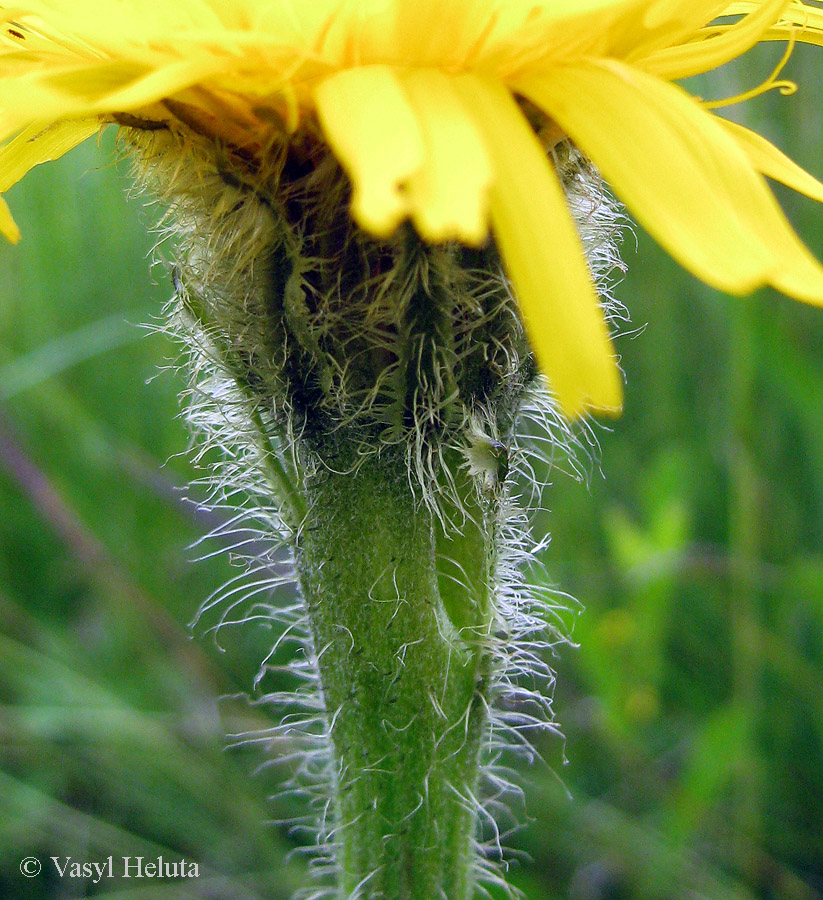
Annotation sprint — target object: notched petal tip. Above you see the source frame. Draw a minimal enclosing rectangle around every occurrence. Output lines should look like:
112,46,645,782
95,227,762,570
349,190,408,240
402,69,494,250
315,65,425,243
453,74,623,423
587,369,625,419
552,352,624,421
412,208,490,248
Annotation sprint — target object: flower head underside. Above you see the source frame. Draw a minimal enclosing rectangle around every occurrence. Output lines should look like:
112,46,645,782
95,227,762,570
2,0,823,417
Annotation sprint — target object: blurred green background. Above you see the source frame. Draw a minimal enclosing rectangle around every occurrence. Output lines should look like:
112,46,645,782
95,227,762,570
2,45,823,900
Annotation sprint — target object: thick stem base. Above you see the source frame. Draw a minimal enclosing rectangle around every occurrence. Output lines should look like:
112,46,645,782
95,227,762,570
294,445,495,900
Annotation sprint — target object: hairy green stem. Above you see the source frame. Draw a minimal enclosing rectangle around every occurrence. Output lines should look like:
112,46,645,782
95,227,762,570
294,442,496,900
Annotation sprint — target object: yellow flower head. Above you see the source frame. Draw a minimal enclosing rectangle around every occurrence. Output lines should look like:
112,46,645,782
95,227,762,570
2,0,823,417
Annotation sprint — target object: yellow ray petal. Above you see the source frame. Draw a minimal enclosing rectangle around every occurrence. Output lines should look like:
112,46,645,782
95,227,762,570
637,0,789,79
483,0,727,79
725,2,823,46
356,0,490,67
452,73,622,419
520,60,823,304
401,69,492,246
0,195,21,243
618,0,729,58
1,10,103,58
517,61,777,295
723,147,823,304
1,55,223,126
315,65,425,238
721,117,823,202
0,117,98,242
4,0,223,50
0,118,99,193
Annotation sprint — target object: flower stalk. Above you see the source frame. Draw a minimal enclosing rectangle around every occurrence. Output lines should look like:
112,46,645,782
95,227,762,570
295,441,495,899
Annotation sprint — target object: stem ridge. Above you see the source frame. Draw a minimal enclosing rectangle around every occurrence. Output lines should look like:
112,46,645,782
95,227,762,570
295,444,493,900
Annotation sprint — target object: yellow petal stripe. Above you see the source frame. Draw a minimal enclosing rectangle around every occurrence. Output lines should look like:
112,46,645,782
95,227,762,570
401,69,492,246
453,74,622,419
517,61,783,295
314,65,425,238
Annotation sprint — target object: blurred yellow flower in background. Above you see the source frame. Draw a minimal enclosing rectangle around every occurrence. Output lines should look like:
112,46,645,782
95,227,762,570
2,0,823,417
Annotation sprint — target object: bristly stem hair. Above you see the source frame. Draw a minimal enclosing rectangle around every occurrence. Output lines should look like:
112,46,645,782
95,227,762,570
123,119,626,900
